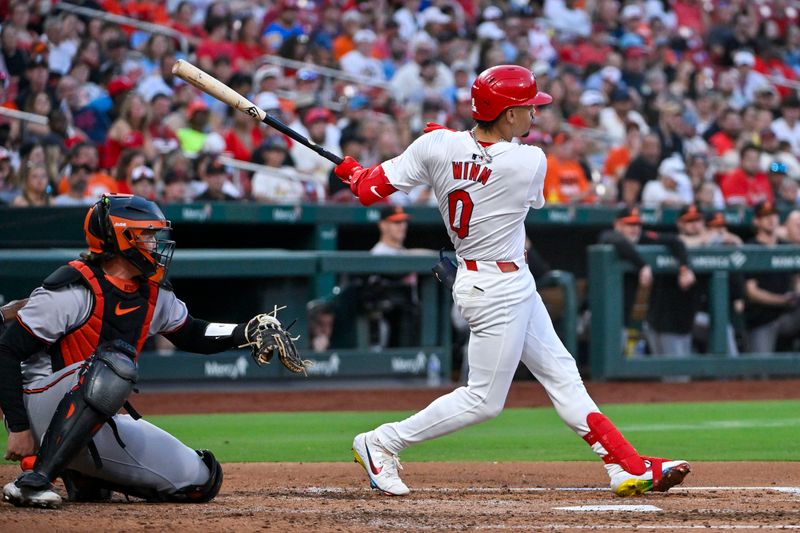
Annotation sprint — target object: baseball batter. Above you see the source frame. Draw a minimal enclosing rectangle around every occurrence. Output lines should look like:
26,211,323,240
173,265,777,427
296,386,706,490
0,194,297,508
335,65,691,497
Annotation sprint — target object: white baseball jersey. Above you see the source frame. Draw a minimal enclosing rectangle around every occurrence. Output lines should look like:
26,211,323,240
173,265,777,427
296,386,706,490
371,128,603,468
383,130,547,261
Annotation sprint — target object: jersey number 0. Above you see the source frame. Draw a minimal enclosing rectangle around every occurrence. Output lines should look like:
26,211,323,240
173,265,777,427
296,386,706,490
448,190,474,239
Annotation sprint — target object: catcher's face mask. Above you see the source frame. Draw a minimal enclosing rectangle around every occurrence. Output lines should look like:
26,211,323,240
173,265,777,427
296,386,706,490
85,194,176,285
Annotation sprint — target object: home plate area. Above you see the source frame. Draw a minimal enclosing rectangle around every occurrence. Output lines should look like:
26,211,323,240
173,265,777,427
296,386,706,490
1,462,800,531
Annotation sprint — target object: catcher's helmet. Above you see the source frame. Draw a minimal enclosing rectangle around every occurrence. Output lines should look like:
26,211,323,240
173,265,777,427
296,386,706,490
84,194,175,284
471,65,553,121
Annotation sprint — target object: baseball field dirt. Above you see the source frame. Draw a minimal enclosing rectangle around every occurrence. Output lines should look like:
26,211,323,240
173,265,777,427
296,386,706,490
2,379,800,531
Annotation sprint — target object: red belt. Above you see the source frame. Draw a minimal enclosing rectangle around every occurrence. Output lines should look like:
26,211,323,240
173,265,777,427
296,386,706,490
464,260,519,272
462,252,528,273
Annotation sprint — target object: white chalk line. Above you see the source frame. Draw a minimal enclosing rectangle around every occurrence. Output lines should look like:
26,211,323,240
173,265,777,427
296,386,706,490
477,526,800,530
304,486,800,495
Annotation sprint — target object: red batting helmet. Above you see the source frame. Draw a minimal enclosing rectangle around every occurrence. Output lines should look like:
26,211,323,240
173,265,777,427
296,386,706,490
471,65,553,121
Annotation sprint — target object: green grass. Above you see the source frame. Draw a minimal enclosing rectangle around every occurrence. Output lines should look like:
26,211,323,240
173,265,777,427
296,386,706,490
3,400,799,464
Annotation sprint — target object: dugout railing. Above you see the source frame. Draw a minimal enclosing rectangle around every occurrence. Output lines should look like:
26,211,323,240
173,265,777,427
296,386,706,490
588,244,800,381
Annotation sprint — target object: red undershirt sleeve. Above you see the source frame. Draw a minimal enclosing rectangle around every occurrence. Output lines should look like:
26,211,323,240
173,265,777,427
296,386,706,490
351,165,398,206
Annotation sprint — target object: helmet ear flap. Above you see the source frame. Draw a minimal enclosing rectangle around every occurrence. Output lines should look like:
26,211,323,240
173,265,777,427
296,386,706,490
89,197,115,253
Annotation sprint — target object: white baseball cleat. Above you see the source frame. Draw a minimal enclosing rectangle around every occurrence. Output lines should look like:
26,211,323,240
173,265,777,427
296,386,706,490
352,431,410,496
609,457,691,497
3,481,62,508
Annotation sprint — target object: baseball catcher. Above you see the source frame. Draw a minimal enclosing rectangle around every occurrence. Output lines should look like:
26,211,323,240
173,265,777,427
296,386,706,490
0,194,301,508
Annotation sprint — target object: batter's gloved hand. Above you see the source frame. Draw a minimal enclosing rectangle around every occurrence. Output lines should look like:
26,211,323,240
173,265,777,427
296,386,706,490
334,156,362,185
423,122,455,134
240,307,312,375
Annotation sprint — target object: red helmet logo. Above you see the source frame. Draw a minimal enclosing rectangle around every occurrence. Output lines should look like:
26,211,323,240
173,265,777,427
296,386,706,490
471,65,553,121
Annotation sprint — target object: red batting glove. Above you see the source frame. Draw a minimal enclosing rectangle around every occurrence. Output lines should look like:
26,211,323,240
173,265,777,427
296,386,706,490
423,122,456,134
334,156,362,184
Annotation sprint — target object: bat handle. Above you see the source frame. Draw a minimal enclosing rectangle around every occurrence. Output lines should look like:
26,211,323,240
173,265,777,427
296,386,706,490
314,147,343,166
259,112,343,165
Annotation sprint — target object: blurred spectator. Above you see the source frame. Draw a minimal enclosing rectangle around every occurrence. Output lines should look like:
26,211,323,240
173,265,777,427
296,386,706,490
177,100,210,155
307,299,335,353
730,50,770,107
0,147,19,204
544,131,595,204
644,205,703,359
232,16,265,72
621,132,662,206
148,92,180,158
767,161,792,210
567,90,604,130
779,210,800,244
16,53,53,114
332,9,361,61
19,91,52,141
329,134,367,203
691,210,745,355
52,164,92,206
130,165,157,201
262,0,305,54
543,0,591,39
366,205,420,348
642,157,691,208
390,33,453,105
721,143,772,207
113,148,147,195
599,88,649,146
195,158,238,202
196,16,235,73
293,68,322,109
708,107,743,157
603,122,642,184
686,152,725,210
771,92,800,156
11,163,50,207
161,171,190,204
291,107,340,194
105,93,150,168
759,129,800,178
744,202,800,353
340,30,385,81
1,25,27,81
223,105,265,162
251,137,313,204
598,207,694,356
654,98,685,160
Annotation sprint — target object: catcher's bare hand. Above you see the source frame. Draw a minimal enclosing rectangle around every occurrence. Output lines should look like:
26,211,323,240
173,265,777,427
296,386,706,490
240,307,312,375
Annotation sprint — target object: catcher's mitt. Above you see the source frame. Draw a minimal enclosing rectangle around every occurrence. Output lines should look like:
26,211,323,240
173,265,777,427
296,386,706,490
240,307,312,375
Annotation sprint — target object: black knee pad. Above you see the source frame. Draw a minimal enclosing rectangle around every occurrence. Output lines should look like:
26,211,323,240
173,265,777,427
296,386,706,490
163,450,224,503
83,340,138,416
21,340,138,487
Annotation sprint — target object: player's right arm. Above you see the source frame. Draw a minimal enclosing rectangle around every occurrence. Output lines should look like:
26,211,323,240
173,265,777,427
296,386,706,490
334,131,438,205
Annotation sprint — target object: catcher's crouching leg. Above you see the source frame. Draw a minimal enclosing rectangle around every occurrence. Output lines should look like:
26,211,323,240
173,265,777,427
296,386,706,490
16,340,137,491
61,449,223,503
162,449,223,503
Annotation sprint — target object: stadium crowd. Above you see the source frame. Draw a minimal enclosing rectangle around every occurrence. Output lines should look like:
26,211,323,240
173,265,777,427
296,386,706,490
0,0,797,209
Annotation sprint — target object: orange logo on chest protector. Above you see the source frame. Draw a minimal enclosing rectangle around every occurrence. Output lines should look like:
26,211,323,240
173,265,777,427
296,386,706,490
115,303,141,316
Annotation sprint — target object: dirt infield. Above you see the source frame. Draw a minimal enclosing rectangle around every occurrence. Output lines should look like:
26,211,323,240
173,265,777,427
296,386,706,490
2,462,799,531
2,379,800,531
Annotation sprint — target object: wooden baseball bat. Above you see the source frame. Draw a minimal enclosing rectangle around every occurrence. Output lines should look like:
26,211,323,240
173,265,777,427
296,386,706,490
171,59,343,165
